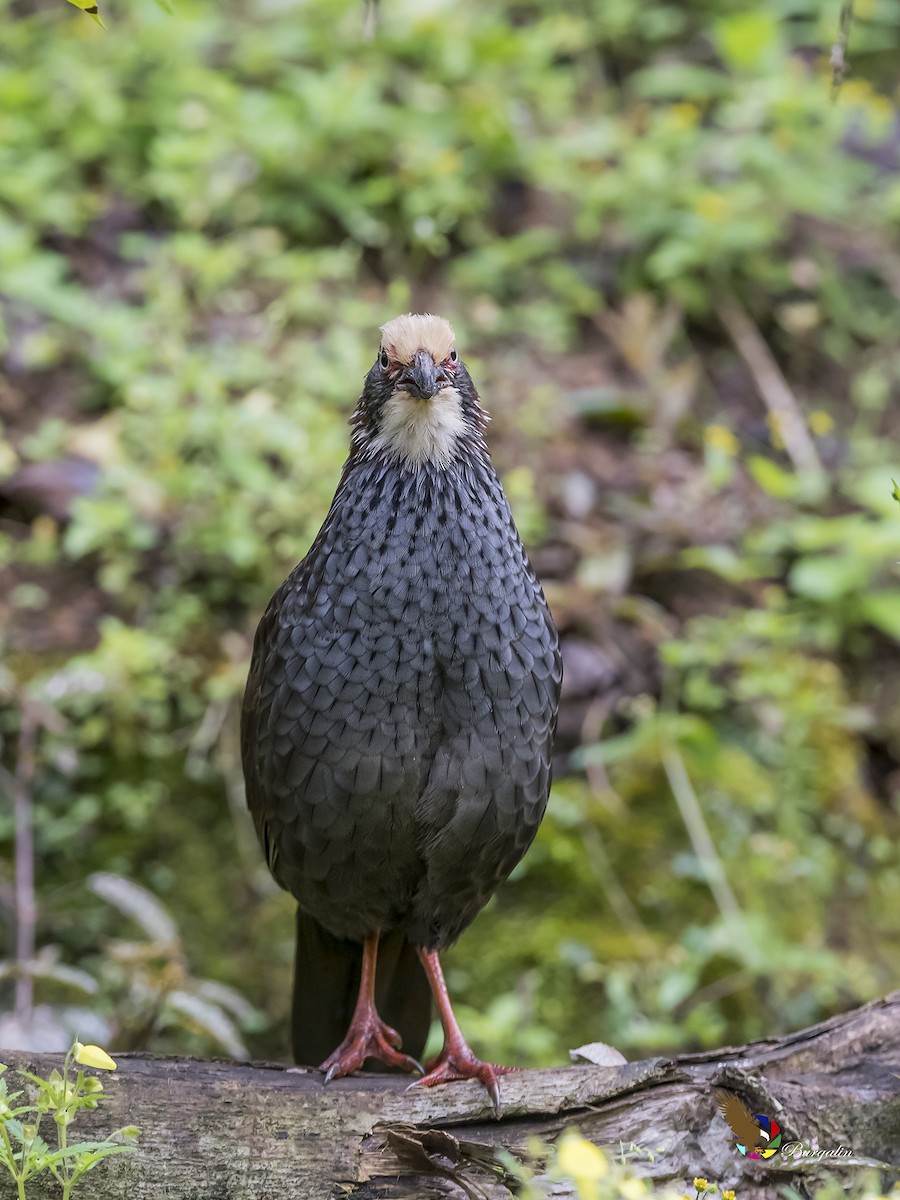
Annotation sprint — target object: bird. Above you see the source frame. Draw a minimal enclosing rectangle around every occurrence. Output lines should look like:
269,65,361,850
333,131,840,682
713,1089,773,1158
240,313,562,1112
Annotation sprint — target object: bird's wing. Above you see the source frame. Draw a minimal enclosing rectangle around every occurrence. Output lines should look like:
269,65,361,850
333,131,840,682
713,1089,762,1146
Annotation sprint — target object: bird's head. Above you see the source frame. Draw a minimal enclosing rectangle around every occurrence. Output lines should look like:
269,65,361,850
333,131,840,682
352,314,487,469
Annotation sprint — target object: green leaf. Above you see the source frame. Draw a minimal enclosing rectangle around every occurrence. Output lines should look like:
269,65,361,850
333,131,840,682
64,0,106,26
44,1141,136,1163
631,63,729,100
14,1071,53,1091
789,554,868,602
859,592,900,640
747,455,798,500
715,11,781,71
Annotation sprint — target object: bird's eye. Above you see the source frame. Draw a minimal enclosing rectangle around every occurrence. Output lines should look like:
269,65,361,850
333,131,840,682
449,349,458,362
379,351,389,369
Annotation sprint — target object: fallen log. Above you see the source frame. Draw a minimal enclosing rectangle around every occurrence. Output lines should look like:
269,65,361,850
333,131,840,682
3,990,899,1199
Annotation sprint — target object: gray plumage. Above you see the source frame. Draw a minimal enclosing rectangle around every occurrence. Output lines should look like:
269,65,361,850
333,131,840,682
241,315,561,1066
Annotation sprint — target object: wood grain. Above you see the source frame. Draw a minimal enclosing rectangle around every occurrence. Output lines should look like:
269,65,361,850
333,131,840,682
4,990,899,1199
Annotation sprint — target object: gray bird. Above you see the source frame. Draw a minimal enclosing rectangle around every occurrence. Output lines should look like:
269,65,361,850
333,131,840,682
241,314,561,1110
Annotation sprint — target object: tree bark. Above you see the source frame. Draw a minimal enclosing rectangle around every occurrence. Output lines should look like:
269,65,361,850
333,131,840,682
4,990,899,1200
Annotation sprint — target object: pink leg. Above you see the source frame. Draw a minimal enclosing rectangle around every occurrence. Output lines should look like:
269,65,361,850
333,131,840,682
406,947,514,1117
319,933,423,1081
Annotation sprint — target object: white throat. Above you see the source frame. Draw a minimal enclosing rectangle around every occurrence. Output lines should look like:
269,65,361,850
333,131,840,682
370,386,467,469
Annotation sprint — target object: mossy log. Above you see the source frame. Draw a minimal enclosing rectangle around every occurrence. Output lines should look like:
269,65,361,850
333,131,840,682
3,991,899,1200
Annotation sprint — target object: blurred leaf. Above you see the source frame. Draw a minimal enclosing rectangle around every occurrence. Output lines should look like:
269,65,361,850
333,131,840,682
193,979,263,1026
0,959,98,995
714,11,782,72
789,554,869,602
747,455,799,500
631,63,729,100
89,874,180,946
166,991,248,1058
64,0,106,27
859,591,900,640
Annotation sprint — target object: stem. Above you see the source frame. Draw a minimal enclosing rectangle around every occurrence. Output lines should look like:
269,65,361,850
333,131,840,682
56,1055,80,1199
19,1114,40,1193
0,1121,25,1196
718,292,823,479
662,744,743,925
59,1115,70,1200
831,0,856,100
1,713,38,1026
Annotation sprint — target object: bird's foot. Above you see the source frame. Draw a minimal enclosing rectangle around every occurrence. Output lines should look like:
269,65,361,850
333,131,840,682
407,1038,515,1117
320,1013,424,1082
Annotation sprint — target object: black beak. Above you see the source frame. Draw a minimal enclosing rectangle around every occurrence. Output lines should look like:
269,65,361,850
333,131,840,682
401,349,443,400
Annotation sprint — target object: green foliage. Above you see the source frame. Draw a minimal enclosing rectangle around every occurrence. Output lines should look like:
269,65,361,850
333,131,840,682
460,451,900,1061
502,1131,665,1200
0,1042,138,1199
1,0,899,1074
64,0,105,29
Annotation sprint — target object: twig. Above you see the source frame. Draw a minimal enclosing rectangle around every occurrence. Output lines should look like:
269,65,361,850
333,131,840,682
185,698,229,778
362,0,379,41
831,0,856,101
661,745,743,925
718,293,824,478
6,714,38,1023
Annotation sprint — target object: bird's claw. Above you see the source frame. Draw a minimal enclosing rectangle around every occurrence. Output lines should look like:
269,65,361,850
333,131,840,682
319,1014,423,1081
405,1043,514,1118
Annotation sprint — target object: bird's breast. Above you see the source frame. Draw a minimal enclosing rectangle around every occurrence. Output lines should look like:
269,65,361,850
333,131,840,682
327,461,536,661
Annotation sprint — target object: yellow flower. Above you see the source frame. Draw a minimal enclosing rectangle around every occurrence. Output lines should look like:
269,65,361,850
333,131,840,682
620,1178,648,1200
694,192,728,223
839,79,873,106
723,1191,736,1200
808,410,833,437
669,103,700,130
557,1130,609,1185
73,1042,118,1071
432,148,463,177
705,424,739,456
693,1180,710,1192
868,95,893,125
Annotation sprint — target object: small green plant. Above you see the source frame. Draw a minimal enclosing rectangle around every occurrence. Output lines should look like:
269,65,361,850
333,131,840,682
498,1128,718,1200
0,1041,138,1200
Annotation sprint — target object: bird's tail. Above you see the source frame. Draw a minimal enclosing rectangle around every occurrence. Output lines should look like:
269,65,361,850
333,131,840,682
291,909,433,1067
